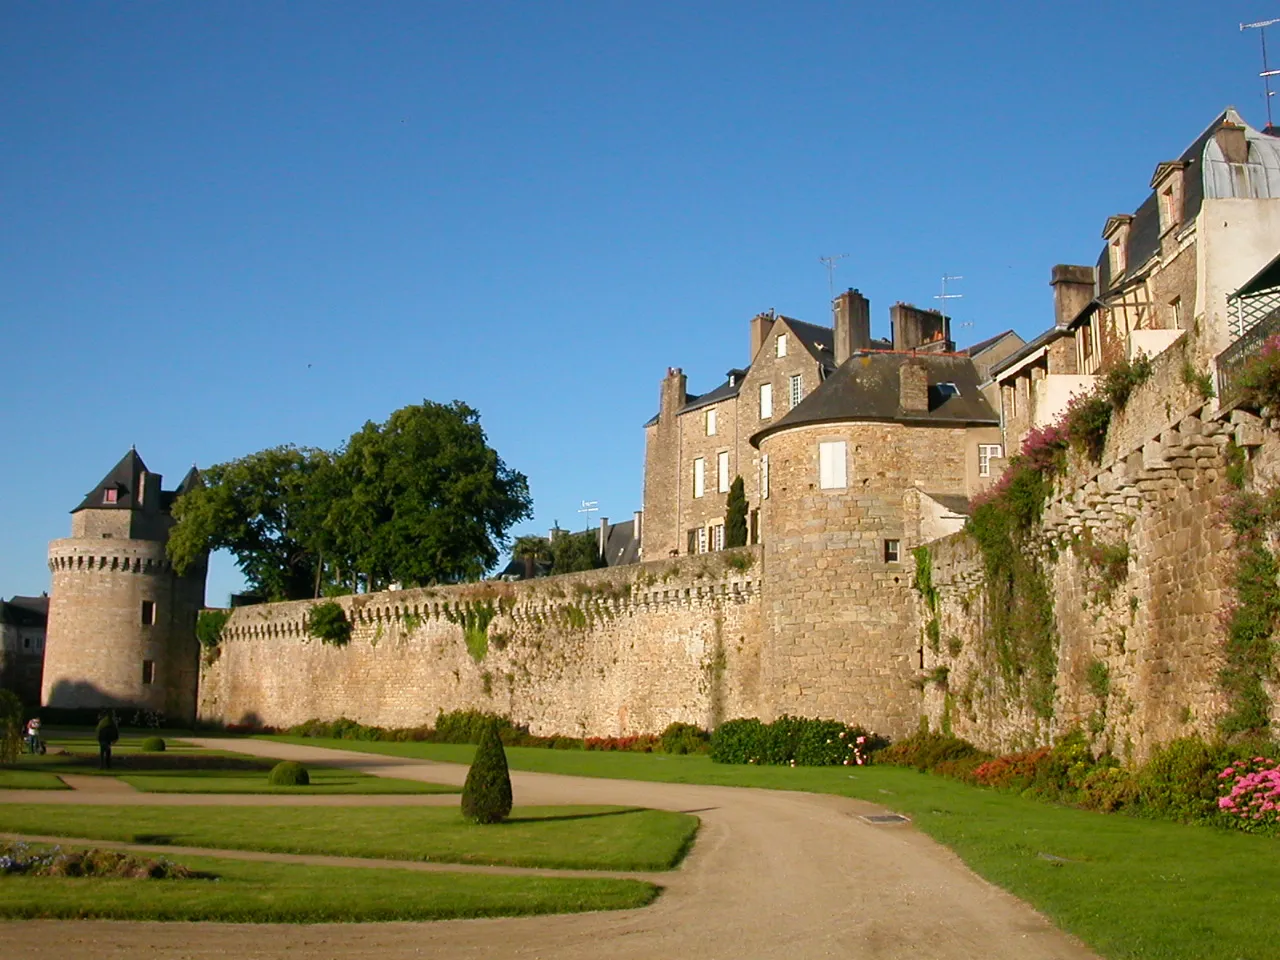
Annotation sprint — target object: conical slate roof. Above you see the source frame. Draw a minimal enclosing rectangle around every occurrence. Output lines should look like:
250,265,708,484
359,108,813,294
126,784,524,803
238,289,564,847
71,448,149,513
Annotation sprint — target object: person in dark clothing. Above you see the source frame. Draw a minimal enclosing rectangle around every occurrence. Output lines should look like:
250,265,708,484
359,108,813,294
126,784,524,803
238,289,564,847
96,712,119,769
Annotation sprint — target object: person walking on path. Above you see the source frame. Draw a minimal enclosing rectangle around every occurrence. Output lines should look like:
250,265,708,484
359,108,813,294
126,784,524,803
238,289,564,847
25,716,41,754
95,712,118,769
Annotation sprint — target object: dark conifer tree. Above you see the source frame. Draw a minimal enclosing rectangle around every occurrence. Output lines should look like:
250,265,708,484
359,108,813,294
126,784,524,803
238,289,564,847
725,476,748,548
461,719,513,823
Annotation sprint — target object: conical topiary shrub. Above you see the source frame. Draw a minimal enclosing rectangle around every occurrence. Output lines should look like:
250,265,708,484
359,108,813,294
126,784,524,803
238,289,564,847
461,719,513,824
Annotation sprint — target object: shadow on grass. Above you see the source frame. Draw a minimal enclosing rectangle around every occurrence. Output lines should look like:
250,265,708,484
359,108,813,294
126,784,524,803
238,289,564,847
504,808,645,824
131,834,176,845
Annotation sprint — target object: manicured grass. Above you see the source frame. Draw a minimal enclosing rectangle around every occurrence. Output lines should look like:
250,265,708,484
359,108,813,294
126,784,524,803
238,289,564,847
3,731,455,794
0,804,698,872
260,737,1280,960
116,767,458,794
0,770,69,790
0,851,657,922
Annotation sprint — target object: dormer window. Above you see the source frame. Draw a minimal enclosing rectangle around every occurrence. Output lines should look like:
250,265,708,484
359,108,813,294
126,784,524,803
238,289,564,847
776,333,788,358
936,383,960,399
1102,214,1133,280
1150,161,1187,236
103,488,118,504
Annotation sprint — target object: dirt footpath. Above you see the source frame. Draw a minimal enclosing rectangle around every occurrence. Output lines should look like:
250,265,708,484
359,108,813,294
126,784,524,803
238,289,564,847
0,739,1098,960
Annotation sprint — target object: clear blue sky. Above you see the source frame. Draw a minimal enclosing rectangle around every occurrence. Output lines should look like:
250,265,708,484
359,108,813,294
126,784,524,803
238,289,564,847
1,1,1270,604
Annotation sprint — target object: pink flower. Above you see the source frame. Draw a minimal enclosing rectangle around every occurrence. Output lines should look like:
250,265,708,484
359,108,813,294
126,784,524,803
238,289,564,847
856,736,867,744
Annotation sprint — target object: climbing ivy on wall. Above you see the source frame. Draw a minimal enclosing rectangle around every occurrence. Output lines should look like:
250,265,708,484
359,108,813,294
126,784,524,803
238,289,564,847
1220,458,1280,736
306,601,351,647
913,547,941,654
444,602,496,662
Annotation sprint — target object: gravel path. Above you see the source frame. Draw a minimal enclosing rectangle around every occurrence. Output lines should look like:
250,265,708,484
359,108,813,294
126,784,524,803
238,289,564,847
0,738,1099,960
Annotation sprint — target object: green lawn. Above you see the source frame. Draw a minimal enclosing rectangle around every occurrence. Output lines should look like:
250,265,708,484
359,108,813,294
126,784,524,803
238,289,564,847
0,804,698,872
261,737,1280,960
2,730,456,794
0,851,657,922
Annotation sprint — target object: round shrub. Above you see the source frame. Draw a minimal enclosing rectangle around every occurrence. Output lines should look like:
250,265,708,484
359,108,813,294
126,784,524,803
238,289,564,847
268,761,310,786
139,736,166,752
461,720,512,824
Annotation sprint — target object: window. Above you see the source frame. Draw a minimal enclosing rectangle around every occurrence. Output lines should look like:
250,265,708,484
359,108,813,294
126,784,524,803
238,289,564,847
789,374,803,408
697,527,708,554
1109,238,1125,277
819,441,847,489
936,382,959,399
978,444,1004,478
711,523,725,551
693,458,705,498
884,539,901,563
706,409,717,436
142,660,155,685
1161,186,1177,231
1170,296,1182,330
141,601,155,626
687,529,698,554
776,333,788,357
718,451,730,493
759,383,773,419
750,508,759,544
760,454,770,499
1007,382,1018,418
103,488,118,504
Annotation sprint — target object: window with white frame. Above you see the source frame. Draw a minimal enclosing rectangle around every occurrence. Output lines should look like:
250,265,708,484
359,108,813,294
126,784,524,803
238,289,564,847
693,458,705,498
760,454,770,499
884,539,900,563
819,441,847,489
776,333,788,357
978,444,1003,478
706,409,717,436
759,383,773,419
789,374,802,408
718,451,730,492
711,523,725,551
697,526,708,554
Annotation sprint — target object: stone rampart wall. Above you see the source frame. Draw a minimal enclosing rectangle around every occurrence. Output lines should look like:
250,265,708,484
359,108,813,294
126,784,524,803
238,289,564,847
921,382,1271,760
198,548,763,735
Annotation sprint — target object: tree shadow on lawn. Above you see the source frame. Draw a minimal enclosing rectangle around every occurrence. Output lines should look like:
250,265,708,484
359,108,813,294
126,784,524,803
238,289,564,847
504,808,651,824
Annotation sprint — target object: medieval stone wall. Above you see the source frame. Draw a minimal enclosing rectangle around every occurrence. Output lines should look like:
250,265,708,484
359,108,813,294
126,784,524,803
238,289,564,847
198,548,764,735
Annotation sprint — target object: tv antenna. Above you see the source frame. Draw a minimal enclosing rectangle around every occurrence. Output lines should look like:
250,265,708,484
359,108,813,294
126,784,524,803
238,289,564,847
935,274,971,331
819,254,849,299
1242,18,1280,129
577,499,598,531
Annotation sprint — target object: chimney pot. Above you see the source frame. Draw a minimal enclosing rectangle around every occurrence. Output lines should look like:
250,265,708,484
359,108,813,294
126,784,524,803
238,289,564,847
899,361,929,413
833,288,871,364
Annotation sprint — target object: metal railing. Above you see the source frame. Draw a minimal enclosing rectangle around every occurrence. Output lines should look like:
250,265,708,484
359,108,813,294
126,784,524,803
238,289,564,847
1217,304,1280,406
1228,286,1280,338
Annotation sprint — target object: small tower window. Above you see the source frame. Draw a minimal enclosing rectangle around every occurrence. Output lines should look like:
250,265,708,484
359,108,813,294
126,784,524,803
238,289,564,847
776,333,788,357
141,601,156,625
706,409,717,436
142,660,155,685
103,488,118,504
789,374,803,408
884,539,901,563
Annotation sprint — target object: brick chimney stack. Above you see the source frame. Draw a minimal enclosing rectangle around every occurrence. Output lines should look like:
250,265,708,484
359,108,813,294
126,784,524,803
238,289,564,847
660,367,687,423
598,517,609,559
832,288,871,364
749,312,776,361
1050,264,1096,329
899,361,929,414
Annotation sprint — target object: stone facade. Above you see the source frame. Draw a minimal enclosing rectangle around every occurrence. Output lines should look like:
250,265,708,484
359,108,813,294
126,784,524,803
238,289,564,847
200,550,764,734
41,452,206,721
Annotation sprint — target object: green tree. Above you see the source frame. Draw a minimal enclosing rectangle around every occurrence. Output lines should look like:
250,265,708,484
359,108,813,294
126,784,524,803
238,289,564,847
168,446,337,601
725,475,748,548
461,719,513,823
511,534,552,578
327,401,531,588
550,529,603,574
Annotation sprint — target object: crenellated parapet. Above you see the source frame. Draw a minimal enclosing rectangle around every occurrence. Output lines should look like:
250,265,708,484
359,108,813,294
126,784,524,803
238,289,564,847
48,538,174,576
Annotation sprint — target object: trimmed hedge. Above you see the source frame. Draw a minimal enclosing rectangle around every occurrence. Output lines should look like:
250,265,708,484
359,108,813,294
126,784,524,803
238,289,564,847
139,737,166,753
461,720,513,824
709,716,887,766
267,761,310,786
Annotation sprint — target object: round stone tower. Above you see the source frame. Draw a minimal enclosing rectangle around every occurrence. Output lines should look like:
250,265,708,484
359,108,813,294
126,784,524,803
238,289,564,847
42,449,206,722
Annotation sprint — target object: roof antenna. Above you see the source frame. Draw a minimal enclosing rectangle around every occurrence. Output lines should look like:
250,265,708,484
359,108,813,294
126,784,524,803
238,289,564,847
819,254,849,300
577,499,598,531
1242,18,1280,130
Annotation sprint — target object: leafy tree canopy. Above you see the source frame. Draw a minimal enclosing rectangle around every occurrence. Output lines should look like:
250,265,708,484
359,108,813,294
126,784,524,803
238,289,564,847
550,529,603,574
168,401,531,599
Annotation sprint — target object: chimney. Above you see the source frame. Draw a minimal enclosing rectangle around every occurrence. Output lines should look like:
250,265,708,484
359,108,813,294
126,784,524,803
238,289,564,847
899,361,929,414
749,312,776,361
659,367,687,424
1050,264,1096,329
832,288,871,364
1215,121,1249,164
633,510,643,550
598,517,609,559
891,303,953,353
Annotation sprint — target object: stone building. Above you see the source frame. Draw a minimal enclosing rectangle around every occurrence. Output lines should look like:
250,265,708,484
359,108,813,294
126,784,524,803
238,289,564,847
992,108,1280,455
642,291,1013,559
42,449,207,721
0,594,47,705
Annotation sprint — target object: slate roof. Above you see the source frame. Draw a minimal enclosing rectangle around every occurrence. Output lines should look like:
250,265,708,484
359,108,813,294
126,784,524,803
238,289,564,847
962,329,1018,358
73,449,149,513
679,370,750,416
1,595,48,627
750,351,998,447
602,519,641,567
922,493,971,515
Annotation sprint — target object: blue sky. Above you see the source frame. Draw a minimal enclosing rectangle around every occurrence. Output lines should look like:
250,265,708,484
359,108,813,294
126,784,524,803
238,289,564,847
1,1,1271,604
